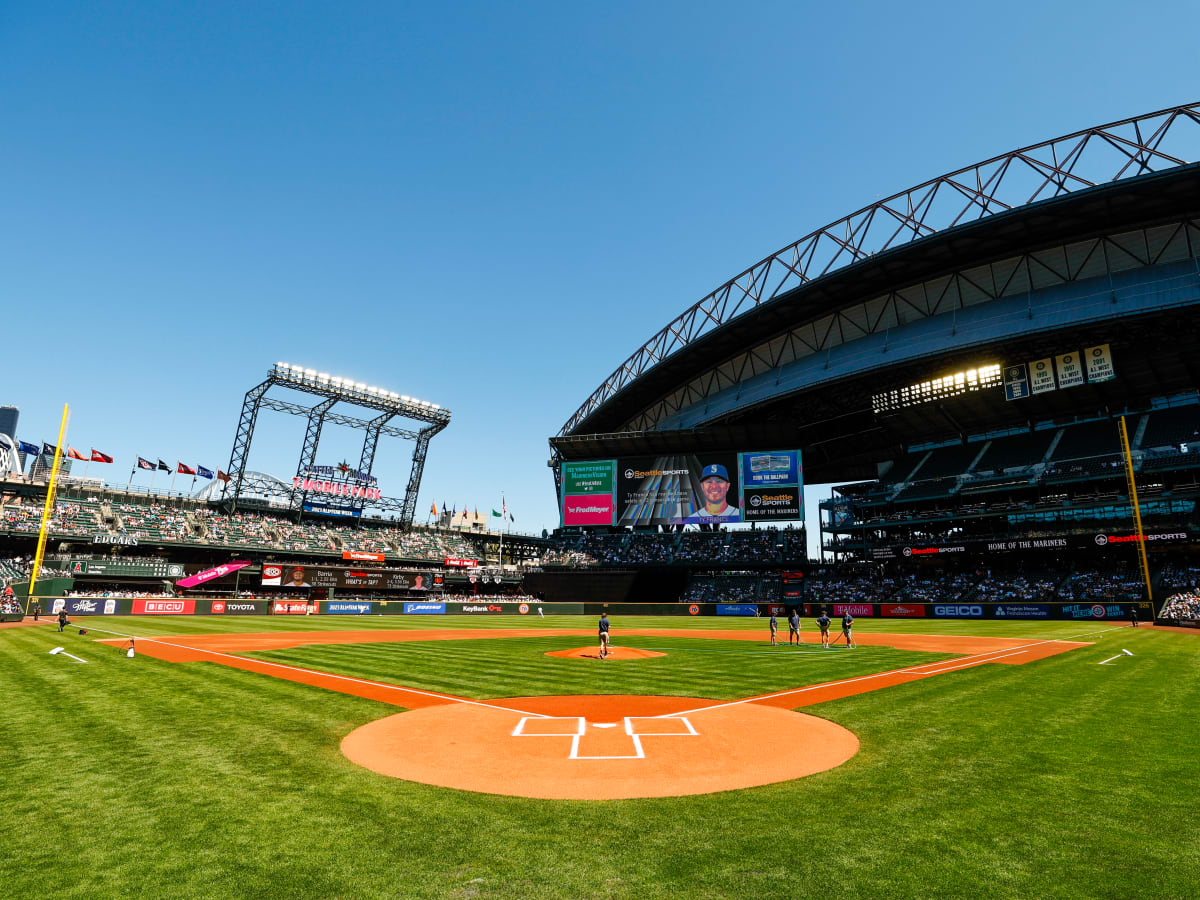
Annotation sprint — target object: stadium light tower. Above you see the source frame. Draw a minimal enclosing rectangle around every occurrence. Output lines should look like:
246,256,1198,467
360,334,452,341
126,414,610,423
224,364,450,527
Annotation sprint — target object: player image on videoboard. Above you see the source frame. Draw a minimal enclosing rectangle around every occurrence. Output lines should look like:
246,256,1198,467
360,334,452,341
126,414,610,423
615,454,741,526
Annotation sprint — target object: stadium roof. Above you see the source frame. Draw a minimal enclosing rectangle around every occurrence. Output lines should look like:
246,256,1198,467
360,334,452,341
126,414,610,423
560,102,1200,440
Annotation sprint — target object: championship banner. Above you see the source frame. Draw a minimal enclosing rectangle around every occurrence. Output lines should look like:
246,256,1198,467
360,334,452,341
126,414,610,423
1055,351,1084,388
1029,358,1056,394
1085,344,1114,383
1003,364,1029,401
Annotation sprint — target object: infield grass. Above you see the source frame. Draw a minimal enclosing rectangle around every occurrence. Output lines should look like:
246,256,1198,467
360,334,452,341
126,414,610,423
2,616,1197,899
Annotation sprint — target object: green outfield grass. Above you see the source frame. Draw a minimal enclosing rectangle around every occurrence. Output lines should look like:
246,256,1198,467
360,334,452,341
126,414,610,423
2,616,1197,899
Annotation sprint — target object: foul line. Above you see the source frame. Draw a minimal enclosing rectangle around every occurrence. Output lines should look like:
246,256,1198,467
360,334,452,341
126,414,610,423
36,621,552,719
659,630,1110,718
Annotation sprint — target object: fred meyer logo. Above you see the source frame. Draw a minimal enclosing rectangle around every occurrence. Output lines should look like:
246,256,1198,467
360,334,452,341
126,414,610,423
933,604,983,618
404,602,445,615
1063,603,1123,619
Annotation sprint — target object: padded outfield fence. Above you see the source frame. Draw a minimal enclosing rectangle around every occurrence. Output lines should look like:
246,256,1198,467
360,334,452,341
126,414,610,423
15,596,1154,621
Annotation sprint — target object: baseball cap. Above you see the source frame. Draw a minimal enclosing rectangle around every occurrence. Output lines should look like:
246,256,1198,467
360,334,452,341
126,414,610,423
700,463,729,482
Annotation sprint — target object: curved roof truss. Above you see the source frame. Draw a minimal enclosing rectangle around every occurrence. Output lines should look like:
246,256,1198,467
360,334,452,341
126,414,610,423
561,102,1200,436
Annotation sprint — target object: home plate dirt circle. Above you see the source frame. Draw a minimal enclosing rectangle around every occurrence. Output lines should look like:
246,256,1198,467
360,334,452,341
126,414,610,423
341,694,859,800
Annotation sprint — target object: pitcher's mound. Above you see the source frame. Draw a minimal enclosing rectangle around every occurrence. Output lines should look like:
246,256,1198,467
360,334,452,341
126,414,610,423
546,646,666,660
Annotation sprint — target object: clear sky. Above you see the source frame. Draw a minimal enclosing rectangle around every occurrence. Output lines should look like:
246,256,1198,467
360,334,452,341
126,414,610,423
2,1,1197,549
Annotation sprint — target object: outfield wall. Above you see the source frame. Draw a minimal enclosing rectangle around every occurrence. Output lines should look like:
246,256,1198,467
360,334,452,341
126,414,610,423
27,596,1151,621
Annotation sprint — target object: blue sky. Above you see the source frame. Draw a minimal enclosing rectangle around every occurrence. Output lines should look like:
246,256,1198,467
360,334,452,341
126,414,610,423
2,1,1197,547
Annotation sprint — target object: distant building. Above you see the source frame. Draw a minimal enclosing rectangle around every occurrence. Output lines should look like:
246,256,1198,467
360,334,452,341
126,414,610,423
0,405,17,440
31,453,71,481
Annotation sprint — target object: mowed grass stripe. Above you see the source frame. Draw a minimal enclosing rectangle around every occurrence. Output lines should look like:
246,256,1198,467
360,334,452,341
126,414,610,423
244,635,952,700
2,621,1197,898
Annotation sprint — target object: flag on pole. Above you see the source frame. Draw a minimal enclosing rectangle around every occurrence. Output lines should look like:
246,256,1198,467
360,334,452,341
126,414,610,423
491,509,501,517
66,447,87,461
42,443,57,457
157,460,172,473
431,501,438,516
137,457,155,470
217,469,231,483
18,441,39,456
90,450,114,463
177,463,196,475
197,466,214,479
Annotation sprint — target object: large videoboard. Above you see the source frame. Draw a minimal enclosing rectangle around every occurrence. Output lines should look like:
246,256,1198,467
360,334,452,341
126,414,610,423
560,450,803,527
261,563,437,591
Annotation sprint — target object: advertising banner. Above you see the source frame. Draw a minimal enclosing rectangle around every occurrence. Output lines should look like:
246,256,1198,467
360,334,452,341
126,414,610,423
261,564,434,591
459,603,508,614
561,460,618,526
209,600,263,615
932,604,984,618
739,451,804,522
716,603,759,616
1003,364,1029,401
444,558,479,568
1059,602,1128,620
1085,344,1114,383
271,600,310,615
326,601,372,615
53,596,120,616
1029,358,1056,394
131,598,196,615
302,502,361,519
1056,351,1084,388
833,604,874,617
175,561,251,589
881,603,926,617
342,551,384,563
993,604,1050,619
404,602,445,615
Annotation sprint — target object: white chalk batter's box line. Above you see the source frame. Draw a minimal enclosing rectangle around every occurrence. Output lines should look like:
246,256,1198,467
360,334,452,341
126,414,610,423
511,715,698,759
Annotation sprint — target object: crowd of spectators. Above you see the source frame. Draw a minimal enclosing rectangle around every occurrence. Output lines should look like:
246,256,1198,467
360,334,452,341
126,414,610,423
805,569,900,605
895,573,975,603
540,527,806,567
1,497,490,562
1159,591,1200,619
1,500,101,536
1060,566,1144,602
973,571,1062,603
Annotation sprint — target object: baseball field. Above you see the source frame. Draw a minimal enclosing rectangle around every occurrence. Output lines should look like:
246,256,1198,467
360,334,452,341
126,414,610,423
2,614,1197,898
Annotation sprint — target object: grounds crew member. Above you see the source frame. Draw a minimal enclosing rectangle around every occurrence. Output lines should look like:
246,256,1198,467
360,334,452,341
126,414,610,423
768,611,778,645
788,608,801,645
817,611,831,648
841,611,856,648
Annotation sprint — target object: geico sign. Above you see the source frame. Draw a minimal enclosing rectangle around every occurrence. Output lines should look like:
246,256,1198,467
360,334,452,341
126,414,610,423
934,604,983,617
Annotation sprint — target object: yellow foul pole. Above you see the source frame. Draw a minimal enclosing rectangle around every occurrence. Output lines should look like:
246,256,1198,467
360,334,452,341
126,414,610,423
1118,415,1153,608
27,403,70,608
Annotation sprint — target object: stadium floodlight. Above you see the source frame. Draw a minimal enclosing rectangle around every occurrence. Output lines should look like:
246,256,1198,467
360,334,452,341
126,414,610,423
263,363,451,424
